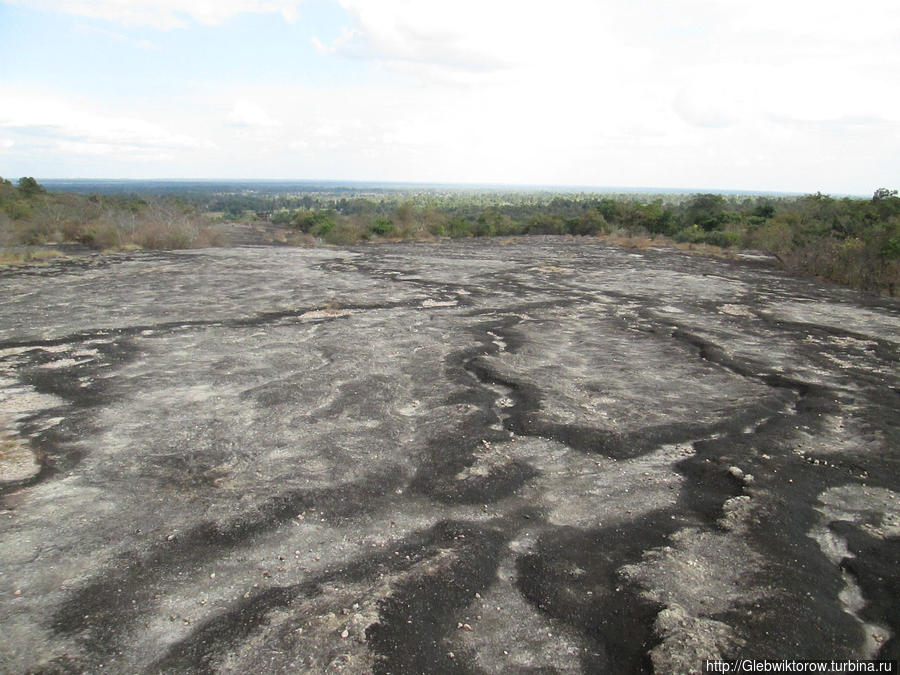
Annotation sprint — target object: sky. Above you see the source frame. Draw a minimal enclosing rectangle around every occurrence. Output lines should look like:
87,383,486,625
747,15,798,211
0,0,898,194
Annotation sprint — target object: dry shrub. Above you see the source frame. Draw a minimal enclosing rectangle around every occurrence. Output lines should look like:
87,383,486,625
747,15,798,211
744,220,792,253
15,219,56,245
321,220,367,245
79,220,124,249
126,202,222,250
0,249,24,266
0,213,15,246
882,260,900,296
133,221,196,249
27,248,65,261
606,234,659,250
780,236,892,293
673,241,738,259
60,220,87,242
395,217,431,240
188,225,226,248
283,231,318,246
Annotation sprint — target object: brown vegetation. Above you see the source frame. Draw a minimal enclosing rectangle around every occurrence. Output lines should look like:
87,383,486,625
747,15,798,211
0,177,223,254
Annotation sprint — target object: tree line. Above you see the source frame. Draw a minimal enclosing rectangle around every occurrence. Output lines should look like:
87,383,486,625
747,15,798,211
2,176,898,295
254,188,900,295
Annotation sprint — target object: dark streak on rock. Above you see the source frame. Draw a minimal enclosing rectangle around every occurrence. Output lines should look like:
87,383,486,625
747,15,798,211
833,522,900,661
151,517,525,674
50,466,405,654
517,513,685,673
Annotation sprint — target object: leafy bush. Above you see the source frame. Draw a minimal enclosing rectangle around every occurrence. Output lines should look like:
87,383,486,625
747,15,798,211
674,225,738,247
5,200,32,220
369,218,396,236
292,209,336,233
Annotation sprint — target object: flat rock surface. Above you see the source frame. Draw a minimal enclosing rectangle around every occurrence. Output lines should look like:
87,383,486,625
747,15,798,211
0,237,898,674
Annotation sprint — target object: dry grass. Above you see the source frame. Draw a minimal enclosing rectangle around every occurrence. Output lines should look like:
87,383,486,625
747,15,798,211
592,232,741,259
604,234,660,250
3,194,226,253
0,248,67,267
672,241,740,259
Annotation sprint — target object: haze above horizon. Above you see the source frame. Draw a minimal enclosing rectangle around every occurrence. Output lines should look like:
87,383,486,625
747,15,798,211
1,1,898,196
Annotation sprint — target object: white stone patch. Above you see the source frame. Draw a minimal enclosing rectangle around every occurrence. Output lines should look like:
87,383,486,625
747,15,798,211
39,345,71,354
820,353,854,369
455,553,583,673
766,302,900,344
621,525,765,618
37,358,91,370
35,417,65,431
0,346,37,358
719,304,755,318
299,308,352,320
827,335,878,349
396,400,423,417
486,330,506,351
811,485,899,656
421,299,458,308
0,388,66,418
0,433,40,483
815,485,900,542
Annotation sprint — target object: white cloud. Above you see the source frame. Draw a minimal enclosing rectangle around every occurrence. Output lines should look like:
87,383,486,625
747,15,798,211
75,23,157,48
322,0,622,83
674,85,743,129
303,0,899,190
226,101,280,129
3,0,898,191
6,0,304,29
0,89,213,160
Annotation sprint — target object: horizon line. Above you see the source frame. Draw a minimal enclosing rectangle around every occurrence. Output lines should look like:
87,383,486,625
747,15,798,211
28,177,866,197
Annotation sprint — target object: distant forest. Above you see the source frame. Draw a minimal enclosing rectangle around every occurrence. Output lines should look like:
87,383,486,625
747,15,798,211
2,177,898,296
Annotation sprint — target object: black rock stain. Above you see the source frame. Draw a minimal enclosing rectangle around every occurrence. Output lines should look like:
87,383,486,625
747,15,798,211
832,521,900,661
50,466,405,655
516,512,686,673
665,322,878,658
150,516,530,674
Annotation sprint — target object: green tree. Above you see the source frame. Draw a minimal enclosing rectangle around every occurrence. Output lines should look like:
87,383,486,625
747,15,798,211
17,177,46,197
684,193,728,231
753,202,776,219
292,209,336,233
